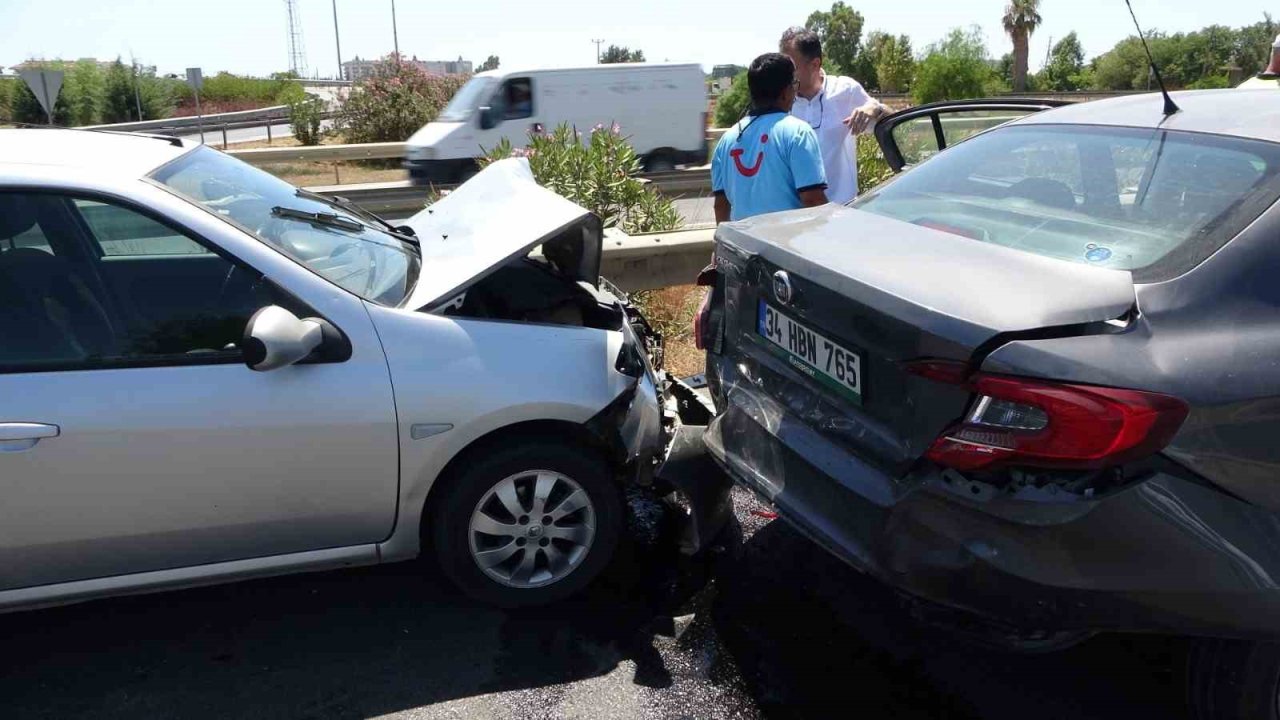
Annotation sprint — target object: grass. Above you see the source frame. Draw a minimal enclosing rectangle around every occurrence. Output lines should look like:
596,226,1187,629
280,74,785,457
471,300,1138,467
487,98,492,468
632,284,707,378
223,133,406,187
254,162,405,188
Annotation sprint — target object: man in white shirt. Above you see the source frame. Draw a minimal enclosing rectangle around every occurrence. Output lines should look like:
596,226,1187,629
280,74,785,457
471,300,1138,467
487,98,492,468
780,27,889,204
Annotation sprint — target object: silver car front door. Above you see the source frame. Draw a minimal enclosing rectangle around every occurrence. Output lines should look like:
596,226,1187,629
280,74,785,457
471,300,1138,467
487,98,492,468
0,192,399,591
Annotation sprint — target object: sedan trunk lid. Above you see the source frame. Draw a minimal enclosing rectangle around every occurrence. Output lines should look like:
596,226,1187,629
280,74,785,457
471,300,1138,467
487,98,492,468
714,204,1135,476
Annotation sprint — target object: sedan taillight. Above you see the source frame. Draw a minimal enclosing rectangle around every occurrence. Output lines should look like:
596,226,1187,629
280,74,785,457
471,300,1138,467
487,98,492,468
911,364,1189,471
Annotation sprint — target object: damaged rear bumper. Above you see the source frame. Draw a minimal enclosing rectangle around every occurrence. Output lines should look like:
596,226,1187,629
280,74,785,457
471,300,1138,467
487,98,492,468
705,368,1280,641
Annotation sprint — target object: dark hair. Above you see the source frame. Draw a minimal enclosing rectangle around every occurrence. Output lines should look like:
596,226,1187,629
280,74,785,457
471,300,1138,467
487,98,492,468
780,26,823,62
748,53,795,108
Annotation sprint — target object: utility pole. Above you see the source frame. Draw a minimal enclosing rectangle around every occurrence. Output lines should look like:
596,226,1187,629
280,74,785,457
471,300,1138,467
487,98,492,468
130,58,143,121
391,0,400,62
332,0,343,80
592,39,604,64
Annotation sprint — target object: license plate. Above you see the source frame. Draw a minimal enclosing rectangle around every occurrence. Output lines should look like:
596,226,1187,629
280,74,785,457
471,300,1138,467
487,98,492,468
758,300,863,404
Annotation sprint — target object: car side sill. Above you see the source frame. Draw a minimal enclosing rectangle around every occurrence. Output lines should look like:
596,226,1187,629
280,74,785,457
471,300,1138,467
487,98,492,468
0,545,381,614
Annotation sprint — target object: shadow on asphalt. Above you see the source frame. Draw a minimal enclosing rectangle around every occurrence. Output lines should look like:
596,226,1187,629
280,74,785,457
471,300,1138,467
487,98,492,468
711,502,1192,720
0,496,719,719
0,490,1191,719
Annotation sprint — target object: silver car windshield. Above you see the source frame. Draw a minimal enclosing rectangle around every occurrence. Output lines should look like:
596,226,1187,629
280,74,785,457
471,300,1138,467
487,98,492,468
437,77,495,122
853,124,1280,282
151,146,420,306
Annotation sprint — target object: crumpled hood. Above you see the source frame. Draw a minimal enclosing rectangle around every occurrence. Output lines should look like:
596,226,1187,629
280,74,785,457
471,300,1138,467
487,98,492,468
398,158,600,310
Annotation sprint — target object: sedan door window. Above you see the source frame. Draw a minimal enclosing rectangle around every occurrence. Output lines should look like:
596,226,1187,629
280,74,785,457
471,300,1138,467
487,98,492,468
0,192,289,373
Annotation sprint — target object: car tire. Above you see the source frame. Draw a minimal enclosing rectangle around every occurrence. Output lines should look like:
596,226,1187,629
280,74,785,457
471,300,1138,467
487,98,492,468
1187,638,1280,720
643,153,676,173
431,440,623,607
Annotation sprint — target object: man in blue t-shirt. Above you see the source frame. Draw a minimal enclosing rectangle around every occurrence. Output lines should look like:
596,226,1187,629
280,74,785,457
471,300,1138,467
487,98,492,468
712,53,829,222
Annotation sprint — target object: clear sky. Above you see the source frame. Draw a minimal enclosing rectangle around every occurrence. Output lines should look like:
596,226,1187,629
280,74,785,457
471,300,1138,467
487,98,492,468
0,0,1272,79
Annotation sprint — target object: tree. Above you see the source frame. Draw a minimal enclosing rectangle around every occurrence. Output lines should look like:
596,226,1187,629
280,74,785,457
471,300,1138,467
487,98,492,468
600,45,645,64
478,55,500,72
912,27,992,104
1041,31,1085,91
1237,14,1278,77
805,2,865,76
873,34,914,92
1002,0,1042,92
850,31,890,90
713,71,749,127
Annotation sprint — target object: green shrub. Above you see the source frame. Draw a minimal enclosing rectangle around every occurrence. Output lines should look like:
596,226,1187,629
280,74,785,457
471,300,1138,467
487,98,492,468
713,71,749,128
180,72,303,105
101,60,179,123
1187,75,1231,89
857,133,893,193
481,123,682,234
0,78,13,122
337,54,468,144
288,95,325,145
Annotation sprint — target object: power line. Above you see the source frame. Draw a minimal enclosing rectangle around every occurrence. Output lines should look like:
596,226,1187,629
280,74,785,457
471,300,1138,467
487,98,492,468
591,39,605,64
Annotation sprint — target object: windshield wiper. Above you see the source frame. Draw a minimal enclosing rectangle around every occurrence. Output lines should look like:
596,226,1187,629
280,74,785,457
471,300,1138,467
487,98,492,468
294,188,419,246
271,206,366,232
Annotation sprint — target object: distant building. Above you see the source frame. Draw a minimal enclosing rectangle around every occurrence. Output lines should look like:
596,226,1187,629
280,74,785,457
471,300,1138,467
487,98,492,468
711,64,745,80
342,55,472,81
710,75,736,95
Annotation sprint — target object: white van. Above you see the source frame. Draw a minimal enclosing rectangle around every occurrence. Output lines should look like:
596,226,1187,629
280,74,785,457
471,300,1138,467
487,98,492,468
404,63,708,184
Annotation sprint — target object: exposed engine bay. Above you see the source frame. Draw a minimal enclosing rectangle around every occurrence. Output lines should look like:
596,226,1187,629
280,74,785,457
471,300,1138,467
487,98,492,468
437,224,665,369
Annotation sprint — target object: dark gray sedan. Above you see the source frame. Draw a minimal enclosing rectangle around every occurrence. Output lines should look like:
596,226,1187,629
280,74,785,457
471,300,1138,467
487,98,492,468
699,89,1280,720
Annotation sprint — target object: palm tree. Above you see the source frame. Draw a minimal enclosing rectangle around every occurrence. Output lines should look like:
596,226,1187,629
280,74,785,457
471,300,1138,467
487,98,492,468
1003,0,1042,92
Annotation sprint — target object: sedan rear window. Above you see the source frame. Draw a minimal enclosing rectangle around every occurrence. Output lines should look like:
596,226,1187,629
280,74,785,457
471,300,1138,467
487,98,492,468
853,125,1280,282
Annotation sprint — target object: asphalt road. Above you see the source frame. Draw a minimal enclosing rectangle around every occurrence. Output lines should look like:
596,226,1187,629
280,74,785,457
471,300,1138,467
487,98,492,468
672,196,714,228
0,488,1188,719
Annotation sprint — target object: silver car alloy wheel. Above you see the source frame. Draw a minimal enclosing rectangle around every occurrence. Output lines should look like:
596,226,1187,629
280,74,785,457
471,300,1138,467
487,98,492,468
468,469,597,589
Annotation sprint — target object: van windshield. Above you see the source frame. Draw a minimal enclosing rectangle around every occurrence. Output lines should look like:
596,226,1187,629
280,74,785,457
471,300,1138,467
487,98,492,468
438,77,495,122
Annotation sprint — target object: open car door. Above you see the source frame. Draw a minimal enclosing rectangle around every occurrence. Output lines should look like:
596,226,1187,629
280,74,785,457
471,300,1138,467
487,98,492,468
874,98,1071,173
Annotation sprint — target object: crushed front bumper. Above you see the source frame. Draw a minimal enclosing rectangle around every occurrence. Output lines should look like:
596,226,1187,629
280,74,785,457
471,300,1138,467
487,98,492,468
705,359,1280,641
586,305,732,557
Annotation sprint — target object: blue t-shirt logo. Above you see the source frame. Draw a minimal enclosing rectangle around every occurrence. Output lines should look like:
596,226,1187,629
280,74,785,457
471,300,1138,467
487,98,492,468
712,113,827,221
731,133,768,177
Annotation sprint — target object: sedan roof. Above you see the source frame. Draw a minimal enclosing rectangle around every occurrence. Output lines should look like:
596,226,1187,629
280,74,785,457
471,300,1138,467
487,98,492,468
0,129,191,178
1015,89,1280,144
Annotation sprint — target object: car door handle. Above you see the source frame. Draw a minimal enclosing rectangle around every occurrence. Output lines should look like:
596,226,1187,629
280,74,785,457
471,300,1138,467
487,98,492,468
0,423,61,453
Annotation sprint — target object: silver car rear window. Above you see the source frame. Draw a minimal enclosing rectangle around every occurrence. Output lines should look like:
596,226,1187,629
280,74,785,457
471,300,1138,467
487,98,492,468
853,124,1280,282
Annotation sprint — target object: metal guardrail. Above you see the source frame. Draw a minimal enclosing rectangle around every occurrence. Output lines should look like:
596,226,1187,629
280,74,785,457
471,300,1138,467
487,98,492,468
600,227,714,292
307,169,713,217
232,141,407,164
85,104,290,133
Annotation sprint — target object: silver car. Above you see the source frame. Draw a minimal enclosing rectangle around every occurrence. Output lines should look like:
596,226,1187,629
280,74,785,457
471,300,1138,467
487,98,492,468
0,129,721,611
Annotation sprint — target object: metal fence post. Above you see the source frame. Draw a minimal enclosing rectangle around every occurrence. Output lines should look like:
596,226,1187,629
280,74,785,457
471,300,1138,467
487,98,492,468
267,122,273,145
221,124,228,149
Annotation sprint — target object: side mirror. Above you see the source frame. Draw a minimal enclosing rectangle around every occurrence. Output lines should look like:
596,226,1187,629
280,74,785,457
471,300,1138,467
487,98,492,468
242,306,342,372
478,106,497,130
